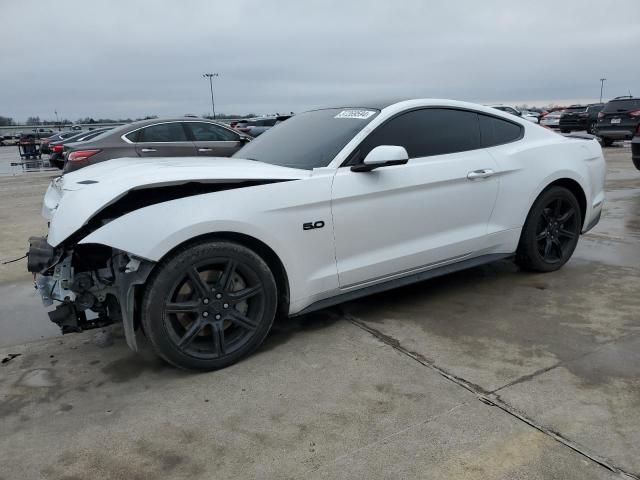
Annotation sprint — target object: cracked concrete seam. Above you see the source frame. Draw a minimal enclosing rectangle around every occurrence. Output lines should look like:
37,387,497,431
344,313,640,480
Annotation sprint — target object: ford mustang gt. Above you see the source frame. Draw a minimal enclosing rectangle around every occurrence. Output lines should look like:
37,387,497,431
28,99,606,370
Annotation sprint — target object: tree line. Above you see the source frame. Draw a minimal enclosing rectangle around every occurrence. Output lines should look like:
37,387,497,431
0,113,260,127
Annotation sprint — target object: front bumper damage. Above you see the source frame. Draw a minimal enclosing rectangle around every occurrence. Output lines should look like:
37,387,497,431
27,236,154,351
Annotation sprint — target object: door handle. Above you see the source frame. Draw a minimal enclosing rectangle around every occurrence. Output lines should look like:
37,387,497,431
467,169,495,180
140,148,157,153
198,148,213,152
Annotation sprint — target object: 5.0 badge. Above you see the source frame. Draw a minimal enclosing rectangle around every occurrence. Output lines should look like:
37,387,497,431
303,221,325,231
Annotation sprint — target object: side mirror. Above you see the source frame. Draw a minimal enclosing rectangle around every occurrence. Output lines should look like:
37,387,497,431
351,145,409,172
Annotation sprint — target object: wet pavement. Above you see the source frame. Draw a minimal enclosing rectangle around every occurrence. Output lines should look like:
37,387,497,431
0,144,638,479
0,146,59,176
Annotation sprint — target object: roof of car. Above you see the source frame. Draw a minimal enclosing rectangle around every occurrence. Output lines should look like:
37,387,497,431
308,98,410,112
126,117,222,126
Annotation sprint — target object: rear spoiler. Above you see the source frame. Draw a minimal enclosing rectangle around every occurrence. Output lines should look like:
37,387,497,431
565,132,598,141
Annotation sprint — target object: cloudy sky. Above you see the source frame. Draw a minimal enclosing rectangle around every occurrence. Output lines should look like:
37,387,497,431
2,0,639,122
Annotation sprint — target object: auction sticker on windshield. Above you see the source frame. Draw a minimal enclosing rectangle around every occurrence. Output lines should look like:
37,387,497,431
334,109,376,119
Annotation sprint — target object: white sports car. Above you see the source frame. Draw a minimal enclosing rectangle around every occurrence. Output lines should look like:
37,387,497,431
28,99,606,370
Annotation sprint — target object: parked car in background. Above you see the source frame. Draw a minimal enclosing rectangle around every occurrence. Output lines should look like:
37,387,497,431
559,104,604,134
41,131,85,154
30,128,55,139
49,128,113,168
234,115,292,137
632,124,640,170
540,110,563,128
520,110,540,124
488,105,538,123
30,99,605,370
595,96,640,146
1,134,20,146
63,118,250,173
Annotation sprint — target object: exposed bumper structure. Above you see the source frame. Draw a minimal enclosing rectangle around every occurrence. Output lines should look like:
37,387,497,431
27,236,155,349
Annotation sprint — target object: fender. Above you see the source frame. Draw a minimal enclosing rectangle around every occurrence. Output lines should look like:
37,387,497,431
79,174,340,314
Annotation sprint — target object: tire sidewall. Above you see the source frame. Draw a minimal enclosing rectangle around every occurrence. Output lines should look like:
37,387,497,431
141,240,278,371
518,186,582,272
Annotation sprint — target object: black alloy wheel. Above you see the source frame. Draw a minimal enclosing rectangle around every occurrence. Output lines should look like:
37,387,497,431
516,186,582,272
141,241,277,370
534,197,579,265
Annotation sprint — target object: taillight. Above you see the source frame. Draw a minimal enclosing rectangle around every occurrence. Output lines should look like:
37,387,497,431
629,110,640,117
67,149,101,166
52,145,64,153
598,112,605,119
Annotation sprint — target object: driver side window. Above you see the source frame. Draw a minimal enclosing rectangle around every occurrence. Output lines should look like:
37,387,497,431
350,108,481,165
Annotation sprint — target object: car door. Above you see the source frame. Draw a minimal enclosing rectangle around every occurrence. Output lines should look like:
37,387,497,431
134,122,197,157
185,121,244,157
331,108,499,288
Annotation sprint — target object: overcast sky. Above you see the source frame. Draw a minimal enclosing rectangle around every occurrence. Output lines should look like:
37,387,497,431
2,0,639,121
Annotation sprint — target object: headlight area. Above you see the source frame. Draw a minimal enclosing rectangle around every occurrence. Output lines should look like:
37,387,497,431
27,237,154,345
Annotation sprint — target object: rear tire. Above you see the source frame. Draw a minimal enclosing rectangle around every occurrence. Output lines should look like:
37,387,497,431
141,240,278,371
516,186,582,273
602,138,614,147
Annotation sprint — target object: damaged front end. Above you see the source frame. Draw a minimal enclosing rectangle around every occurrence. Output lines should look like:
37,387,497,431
27,236,154,351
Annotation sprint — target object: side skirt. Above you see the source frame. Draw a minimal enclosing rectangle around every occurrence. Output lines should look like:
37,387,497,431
292,253,512,317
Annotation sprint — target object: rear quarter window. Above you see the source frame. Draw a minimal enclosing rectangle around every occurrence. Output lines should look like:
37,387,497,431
124,130,140,142
603,99,640,112
478,114,523,148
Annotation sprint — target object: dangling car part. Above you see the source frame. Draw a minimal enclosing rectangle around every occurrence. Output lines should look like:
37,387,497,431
29,99,606,371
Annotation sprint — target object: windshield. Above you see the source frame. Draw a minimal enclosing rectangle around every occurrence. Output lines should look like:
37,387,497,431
233,108,379,169
564,106,586,113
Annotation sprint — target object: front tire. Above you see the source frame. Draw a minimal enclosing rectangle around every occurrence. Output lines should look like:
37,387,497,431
141,240,278,371
516,186,582,272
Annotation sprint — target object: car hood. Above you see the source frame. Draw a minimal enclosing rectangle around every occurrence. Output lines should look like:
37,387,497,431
45,157,310,246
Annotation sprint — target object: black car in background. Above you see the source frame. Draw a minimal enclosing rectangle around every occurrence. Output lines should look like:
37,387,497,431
632,125,640,170
559,103,604,134
48,128,112,168
41,131,84,154
595,96,640,146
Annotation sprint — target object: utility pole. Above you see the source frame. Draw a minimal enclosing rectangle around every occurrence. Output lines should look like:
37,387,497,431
202,73,219,119
54,109,60,130
599,78,606,103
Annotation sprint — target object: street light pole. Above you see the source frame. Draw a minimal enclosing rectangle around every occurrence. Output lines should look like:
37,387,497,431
202,73,219,119
599,78,606,103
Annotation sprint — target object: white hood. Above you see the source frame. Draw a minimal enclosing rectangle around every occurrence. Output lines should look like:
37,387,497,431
45,157,310,246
